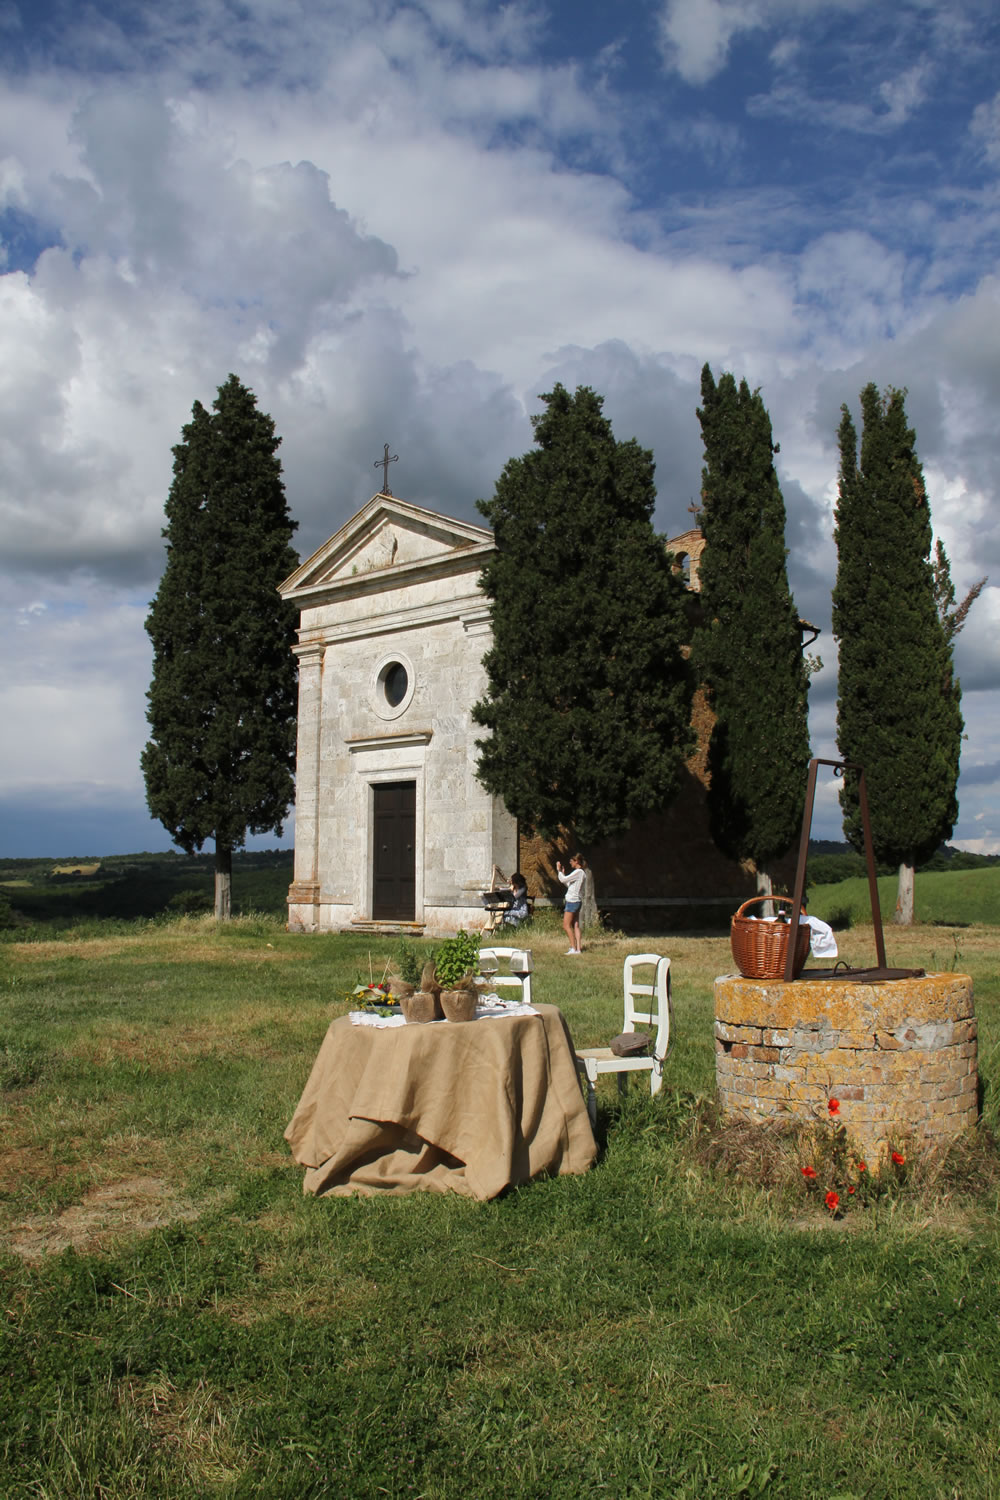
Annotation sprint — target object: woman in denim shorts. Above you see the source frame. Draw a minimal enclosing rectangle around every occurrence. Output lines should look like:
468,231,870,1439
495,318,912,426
556,853,586,954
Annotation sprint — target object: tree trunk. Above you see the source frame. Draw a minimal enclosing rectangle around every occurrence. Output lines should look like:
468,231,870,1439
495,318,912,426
215,842,233,921
893,861,914,925
581,869,599,932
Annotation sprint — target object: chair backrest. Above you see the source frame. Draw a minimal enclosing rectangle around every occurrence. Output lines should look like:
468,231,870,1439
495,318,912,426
623,953,671,1061
479,947,533,1005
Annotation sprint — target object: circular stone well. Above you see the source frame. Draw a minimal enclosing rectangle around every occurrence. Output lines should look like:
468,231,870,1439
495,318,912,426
714,971,978,1155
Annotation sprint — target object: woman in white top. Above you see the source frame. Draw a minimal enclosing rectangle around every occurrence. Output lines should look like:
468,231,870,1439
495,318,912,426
556,854,586,954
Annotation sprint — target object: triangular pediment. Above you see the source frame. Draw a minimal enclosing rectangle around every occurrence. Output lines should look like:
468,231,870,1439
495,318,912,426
280,495,494,599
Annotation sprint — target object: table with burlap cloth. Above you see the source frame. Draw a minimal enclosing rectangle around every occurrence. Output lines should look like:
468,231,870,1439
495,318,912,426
285,1004,597,1199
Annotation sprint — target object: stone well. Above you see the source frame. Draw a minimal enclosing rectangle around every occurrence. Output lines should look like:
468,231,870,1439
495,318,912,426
714,971,978,1155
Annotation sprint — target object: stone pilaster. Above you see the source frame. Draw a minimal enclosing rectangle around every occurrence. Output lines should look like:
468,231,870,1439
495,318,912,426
287,642,324,930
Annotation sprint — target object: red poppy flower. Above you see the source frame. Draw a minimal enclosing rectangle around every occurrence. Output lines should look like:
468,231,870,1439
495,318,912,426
801,1165,818,1179
825,1190,840,1212
848,1186,856,1195
856,1160,866,1173
891,1151,906,1166
828,1098,840,1116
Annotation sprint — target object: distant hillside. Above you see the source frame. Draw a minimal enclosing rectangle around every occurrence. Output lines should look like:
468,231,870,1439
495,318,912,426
0,849,294,925
808,865,1000,929
805,841,999,887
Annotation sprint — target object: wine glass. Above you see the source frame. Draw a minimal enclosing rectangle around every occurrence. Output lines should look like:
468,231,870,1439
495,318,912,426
479,950,498,980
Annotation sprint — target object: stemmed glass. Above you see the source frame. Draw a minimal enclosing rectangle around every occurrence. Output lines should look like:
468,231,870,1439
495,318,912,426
479,950,498,981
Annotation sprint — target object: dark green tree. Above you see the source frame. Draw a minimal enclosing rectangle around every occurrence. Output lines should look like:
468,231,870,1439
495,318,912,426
833,384,963,923
932,537,987,648
693,365,811,892
473,384,693,849
142,375,300,918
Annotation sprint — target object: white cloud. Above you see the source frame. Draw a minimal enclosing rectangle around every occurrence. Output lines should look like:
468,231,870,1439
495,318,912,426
656,0,863,85
970,91,1000,165
0,585,153,798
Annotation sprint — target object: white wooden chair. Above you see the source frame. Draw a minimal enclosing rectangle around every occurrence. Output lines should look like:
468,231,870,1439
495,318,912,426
575,953,672,1126
477,947,533,1006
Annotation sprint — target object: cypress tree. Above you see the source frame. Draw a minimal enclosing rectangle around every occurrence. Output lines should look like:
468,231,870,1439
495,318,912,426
142,375,300,918
473,384,693,847
693,365,811,890
833,384,963,923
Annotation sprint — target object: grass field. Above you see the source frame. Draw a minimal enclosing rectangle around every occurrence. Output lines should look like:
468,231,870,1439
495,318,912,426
2,903,999,1498
807,865,1000,932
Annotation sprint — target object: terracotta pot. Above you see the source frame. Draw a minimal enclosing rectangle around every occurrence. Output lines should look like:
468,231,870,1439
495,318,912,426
401,990,442,1024
440,988,477,1023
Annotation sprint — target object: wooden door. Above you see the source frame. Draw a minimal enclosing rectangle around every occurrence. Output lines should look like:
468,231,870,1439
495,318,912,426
372,781,416,920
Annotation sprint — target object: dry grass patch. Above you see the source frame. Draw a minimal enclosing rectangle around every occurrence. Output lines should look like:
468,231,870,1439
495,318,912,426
123,1374,249,1488
219,1266,383,1326
0,1139,79,1198
8,933,311,965
5,1175,200,1261
62,1022,294,1070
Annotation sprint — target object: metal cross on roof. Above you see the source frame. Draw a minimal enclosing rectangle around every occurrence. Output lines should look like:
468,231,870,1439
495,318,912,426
374,443,399,496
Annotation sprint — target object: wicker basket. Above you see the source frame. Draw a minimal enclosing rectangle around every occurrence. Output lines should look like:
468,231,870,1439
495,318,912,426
730,896,811,980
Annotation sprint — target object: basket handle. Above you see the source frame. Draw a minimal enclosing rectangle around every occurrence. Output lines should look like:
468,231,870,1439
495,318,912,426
733,895,799,920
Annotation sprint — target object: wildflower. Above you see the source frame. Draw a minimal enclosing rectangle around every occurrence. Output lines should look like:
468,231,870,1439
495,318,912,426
801,1165,818,1179
848,1186,856,1195
828,1098,840,1116
856,1160,866,1173
891,1151,906,1167
825,1190,840,1213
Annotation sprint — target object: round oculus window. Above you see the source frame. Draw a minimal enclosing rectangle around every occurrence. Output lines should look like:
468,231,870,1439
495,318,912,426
372,655,415,719
383,661,408,708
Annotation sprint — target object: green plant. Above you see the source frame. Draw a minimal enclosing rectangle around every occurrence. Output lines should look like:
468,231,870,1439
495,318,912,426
432,930,482,987
393,940,422,985
799,1096,909,1217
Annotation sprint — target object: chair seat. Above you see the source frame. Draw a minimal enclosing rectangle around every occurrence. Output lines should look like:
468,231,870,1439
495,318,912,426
575,1046,653,1073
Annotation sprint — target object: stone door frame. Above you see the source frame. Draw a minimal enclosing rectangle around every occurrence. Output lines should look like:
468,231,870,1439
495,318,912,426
348,733,430,923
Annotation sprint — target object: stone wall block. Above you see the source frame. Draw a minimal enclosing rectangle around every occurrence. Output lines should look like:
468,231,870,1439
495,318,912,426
784,1045,872,1072
715,1021,763,1045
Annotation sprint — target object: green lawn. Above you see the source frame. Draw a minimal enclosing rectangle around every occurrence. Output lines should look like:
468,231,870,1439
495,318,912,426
1,914,999,1497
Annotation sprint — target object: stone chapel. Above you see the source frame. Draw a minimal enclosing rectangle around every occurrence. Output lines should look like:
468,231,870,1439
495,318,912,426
279,496,780,936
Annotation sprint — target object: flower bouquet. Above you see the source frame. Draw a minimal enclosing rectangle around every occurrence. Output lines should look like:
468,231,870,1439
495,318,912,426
347,979,408,1017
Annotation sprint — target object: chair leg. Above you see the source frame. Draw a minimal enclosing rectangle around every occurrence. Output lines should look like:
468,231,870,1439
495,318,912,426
586,1080,597,1128
617,1073,629,1101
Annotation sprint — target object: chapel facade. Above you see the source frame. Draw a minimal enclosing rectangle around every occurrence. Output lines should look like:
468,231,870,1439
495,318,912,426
279,494,517,935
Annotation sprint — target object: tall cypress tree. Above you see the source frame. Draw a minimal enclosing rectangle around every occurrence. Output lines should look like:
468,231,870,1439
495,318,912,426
142,374,300,918
473,384,692,846
833,384,963,923
693,365,811,890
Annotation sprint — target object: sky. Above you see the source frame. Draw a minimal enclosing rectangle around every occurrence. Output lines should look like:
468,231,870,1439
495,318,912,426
1,0,998,858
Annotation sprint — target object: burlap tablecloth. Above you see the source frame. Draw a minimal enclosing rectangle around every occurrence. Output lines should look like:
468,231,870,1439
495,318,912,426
285,1003,597,1198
